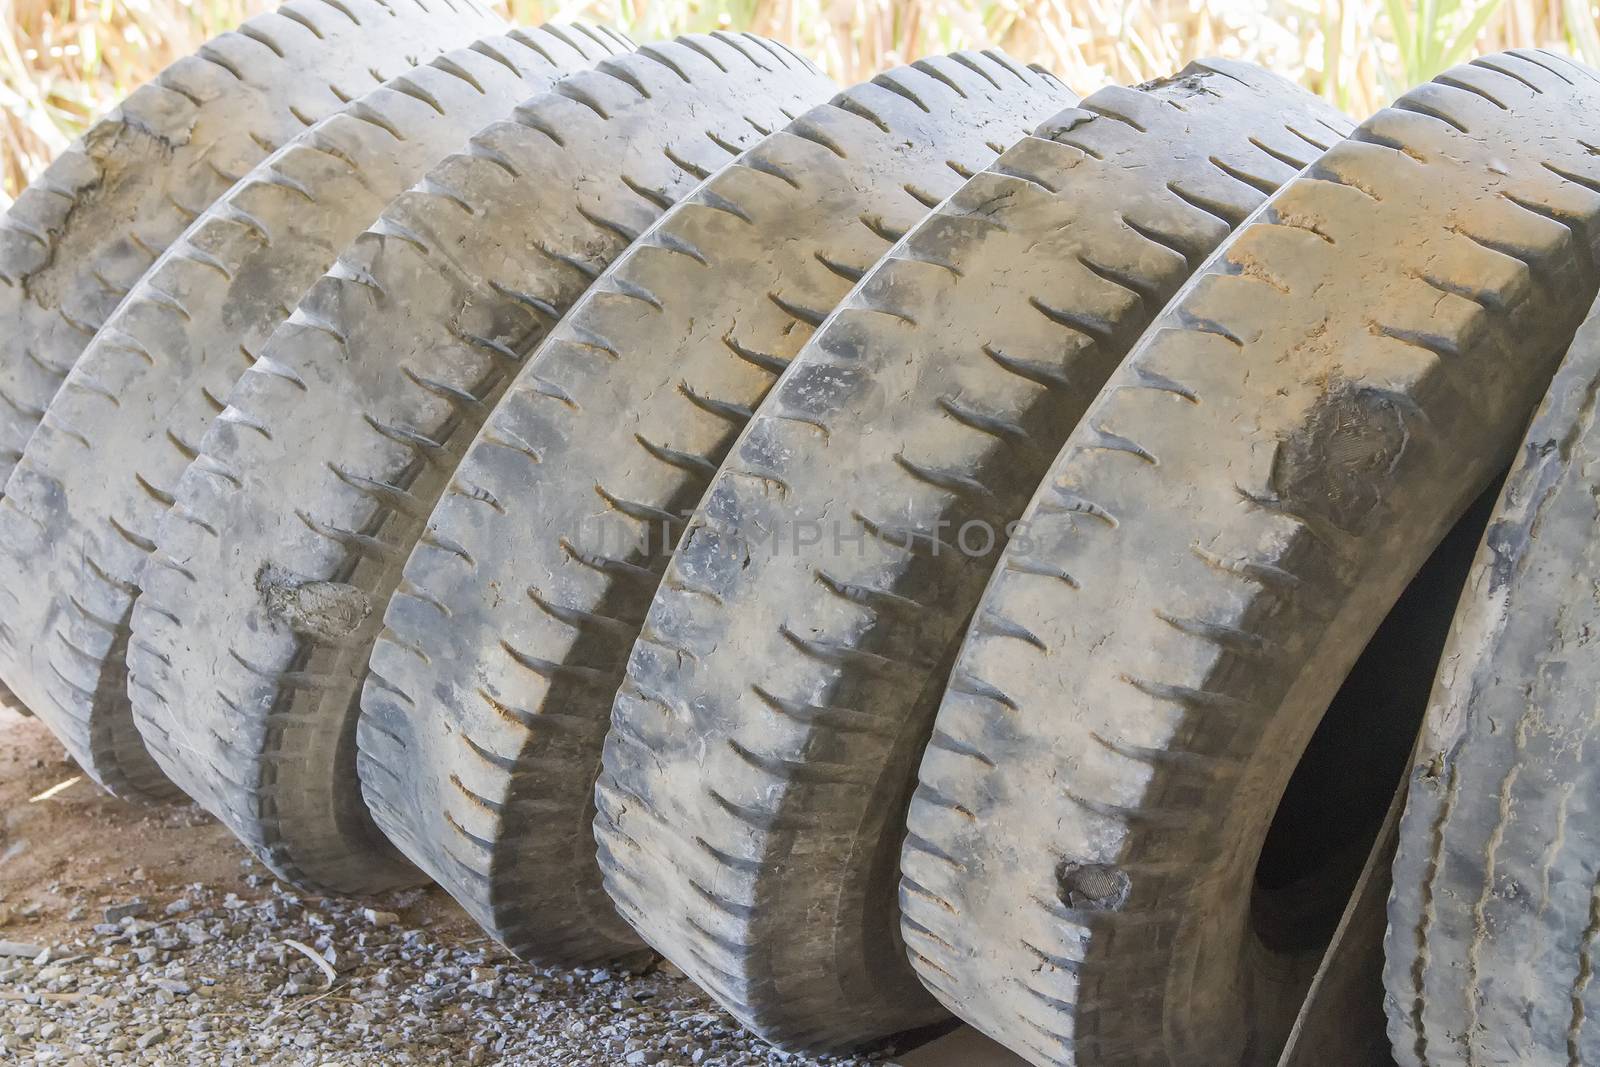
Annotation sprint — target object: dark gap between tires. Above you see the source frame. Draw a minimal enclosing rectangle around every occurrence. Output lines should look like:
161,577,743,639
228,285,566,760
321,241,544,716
1249,473,1505,953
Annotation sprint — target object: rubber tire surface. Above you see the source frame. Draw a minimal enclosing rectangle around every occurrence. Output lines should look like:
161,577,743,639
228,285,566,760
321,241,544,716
127,34,833,896
898,50,1600,1067
0,0,501,493
593,60,1349,1054
361,51,1070,982
0,25,626,800
1382,227,1600,1064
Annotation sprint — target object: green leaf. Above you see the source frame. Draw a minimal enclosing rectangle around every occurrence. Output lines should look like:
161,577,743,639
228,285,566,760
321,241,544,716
1441,0,1505,70
1384,0,1415,75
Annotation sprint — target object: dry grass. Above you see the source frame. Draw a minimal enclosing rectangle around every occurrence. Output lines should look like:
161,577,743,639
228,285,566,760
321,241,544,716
2,0,1596,201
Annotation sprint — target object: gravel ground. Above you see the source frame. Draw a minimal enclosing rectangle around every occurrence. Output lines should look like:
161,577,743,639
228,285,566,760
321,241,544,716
0,710,918,1066
0,878,893,1066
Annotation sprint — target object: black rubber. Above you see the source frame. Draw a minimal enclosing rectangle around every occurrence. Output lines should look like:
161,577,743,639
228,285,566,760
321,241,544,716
594,61,1351,1054
898,50,1600,1067
358,51,1071,977
0,25,627,799
1383,233,1600,1064
126,33,834,896
0,0,500,495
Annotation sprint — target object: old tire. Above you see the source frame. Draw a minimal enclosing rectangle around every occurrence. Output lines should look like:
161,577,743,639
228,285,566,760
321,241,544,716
0,0,501,496
900,50,1600,1067
127,34,834,896
1383,237,1600,1064
594,61,1350,1054
360,52,1070,981
0,25,626,799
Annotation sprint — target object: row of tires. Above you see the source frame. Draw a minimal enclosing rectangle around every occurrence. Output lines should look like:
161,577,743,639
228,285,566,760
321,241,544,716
3,3,1598,1063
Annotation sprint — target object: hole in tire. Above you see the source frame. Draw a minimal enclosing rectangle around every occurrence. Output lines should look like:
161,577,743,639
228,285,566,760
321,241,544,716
1249,475,1502,954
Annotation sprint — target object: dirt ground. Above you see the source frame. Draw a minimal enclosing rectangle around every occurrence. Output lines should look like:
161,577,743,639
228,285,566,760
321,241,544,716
0,705,477,953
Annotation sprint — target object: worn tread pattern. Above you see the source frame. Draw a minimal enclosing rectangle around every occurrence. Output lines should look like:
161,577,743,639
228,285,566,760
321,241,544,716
360,51,1070,977
1383,241,1600,1064
593,60,1350,1053
0,0,501,499
894,50,1600,1067
0,25,626,799
127,33,833,895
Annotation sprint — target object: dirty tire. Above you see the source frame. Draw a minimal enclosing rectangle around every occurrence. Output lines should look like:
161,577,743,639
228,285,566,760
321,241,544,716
362,54,1071,984
1382,246,1600,1063
0,0,501,497
593,61,1349,1054
896,51,1600,1067
126,34,834,896
0,26,627,801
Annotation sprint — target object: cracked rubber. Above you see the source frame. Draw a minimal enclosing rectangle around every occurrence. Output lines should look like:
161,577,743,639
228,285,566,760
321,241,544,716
0,25,627,800
127,33,834,896
0,0,501,500
593,60,1350,1054
1382,247,1600,1062
896,50,1600,1067
360,52,1072,978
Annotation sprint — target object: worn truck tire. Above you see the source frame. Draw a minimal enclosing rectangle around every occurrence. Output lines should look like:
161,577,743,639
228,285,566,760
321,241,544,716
0,0,500,497
359,53,1071,977
0,25,627,800
592,61,1350,1053
126,34,834,895
896,51,1600,1067
1382,254,1600,1063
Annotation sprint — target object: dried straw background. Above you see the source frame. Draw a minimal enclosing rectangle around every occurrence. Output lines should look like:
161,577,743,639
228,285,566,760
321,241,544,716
2,0,1597,203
